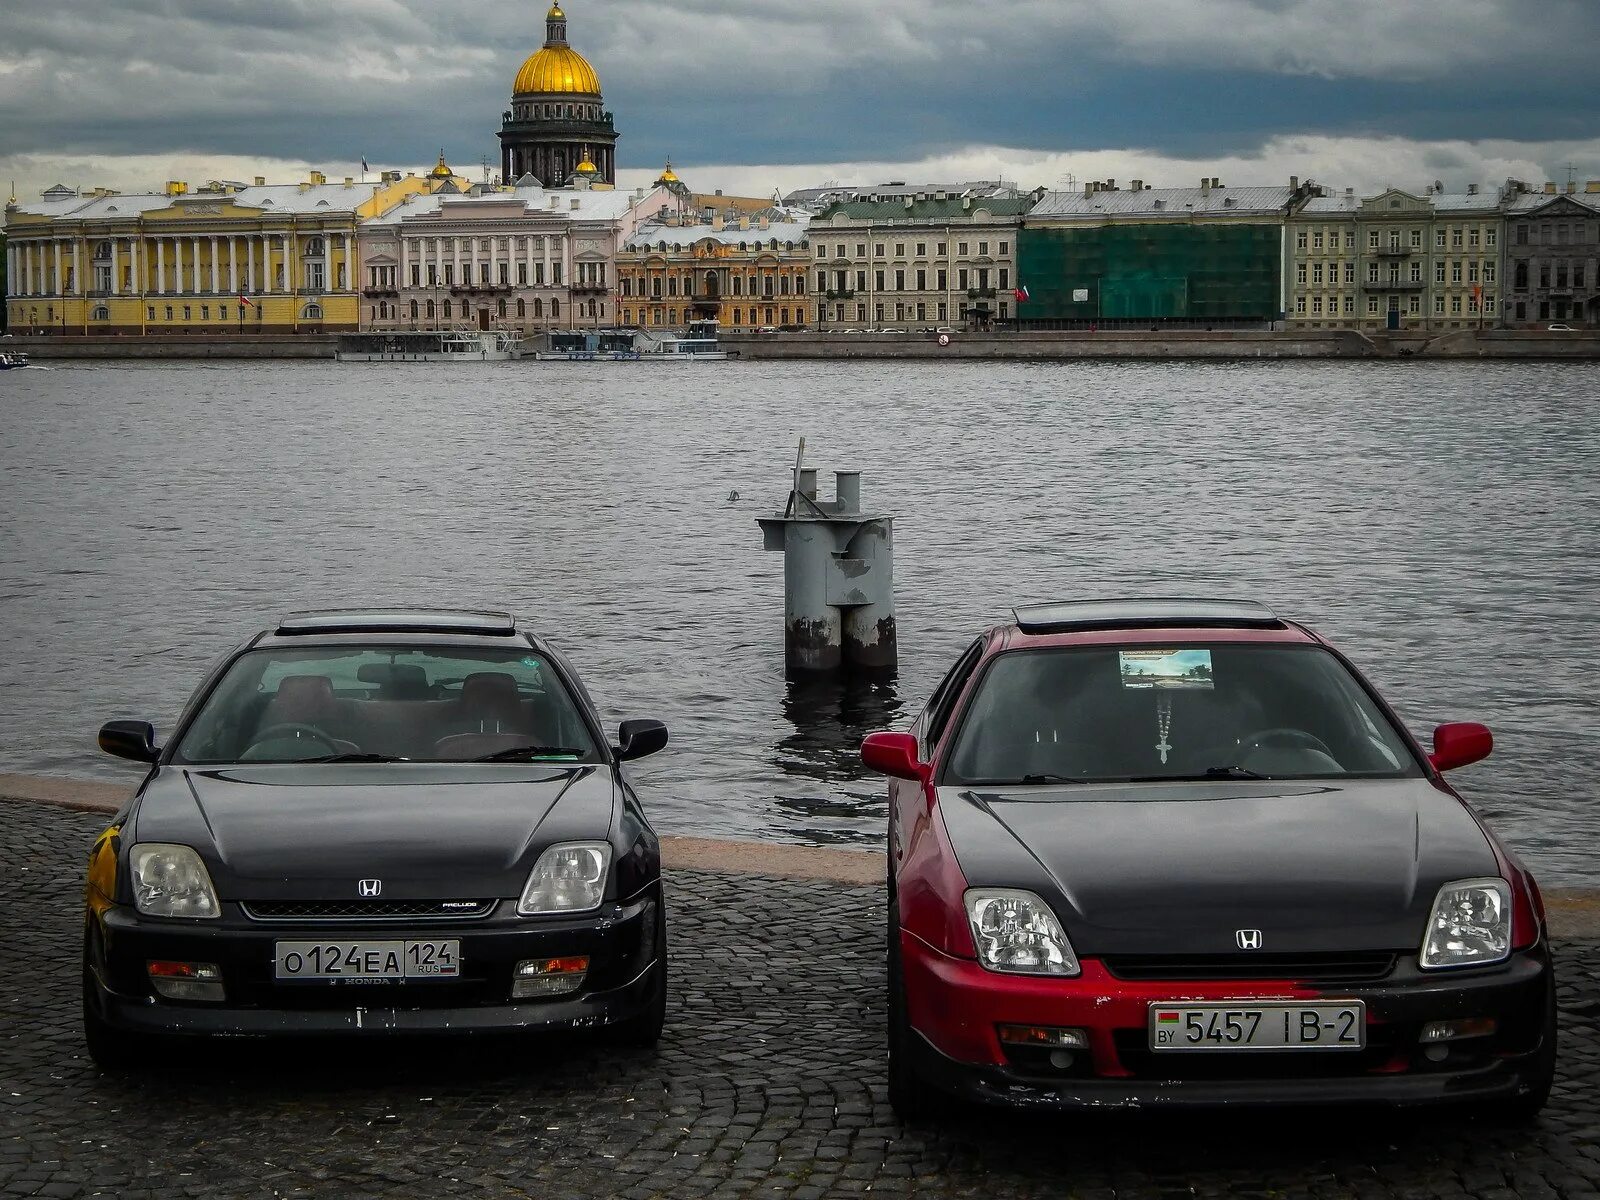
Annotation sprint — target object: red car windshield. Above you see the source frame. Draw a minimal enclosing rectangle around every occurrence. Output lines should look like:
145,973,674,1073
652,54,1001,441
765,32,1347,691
944,643,1422,785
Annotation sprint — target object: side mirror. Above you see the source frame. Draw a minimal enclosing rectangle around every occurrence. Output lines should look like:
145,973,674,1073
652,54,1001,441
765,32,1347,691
861,731,927,781
614,718,668,762
99,720,159,764
1429,722,1493,773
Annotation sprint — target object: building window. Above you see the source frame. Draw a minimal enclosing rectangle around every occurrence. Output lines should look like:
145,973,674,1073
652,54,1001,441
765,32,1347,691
1312,296,1322,315
301,303,323,320
1310,263,1322,284
183,306,191,321
1410,229,1423,248
894,243,905,256
1368,230,1379,249
1410,262,1422,283
1311,231,1322,251
1451,261,1463,284
874,244,885,257
165,306,173,320
957,242,968,256
1435,261,1447,284
1434,295,1446,315
91,305,109,321
1468,228,1480,248
1343,295,1355,314
201,305,210,320
1367,296,1380,315
1436,229,1447,249
1408,295,1421,315
147,306,156,320
855,243,866,257
443,301,452,319
1344,262,1355,284
1486,228,1497,248
1296,296,1307,314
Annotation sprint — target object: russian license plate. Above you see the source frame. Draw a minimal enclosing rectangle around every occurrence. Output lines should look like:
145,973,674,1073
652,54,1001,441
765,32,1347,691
274,940,460,981
1149,1001,1365,1051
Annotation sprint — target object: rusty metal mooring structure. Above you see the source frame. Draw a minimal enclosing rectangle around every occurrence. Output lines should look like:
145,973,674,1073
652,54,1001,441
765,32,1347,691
757,440,897,675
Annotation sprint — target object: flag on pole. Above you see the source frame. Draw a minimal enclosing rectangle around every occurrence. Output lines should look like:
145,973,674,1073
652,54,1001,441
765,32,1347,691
238,295,254,309
1014,284,1031,303
361,158,369,174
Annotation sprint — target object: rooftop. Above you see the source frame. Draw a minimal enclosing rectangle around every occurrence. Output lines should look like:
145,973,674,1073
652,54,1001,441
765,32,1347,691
1029,186,1296,220
623,219,809,251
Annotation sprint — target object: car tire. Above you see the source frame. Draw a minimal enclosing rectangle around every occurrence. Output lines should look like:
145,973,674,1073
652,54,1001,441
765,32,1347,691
1492,968,1558,1124
609,899,668,1049
81,969,155,1071
886,900,950,1123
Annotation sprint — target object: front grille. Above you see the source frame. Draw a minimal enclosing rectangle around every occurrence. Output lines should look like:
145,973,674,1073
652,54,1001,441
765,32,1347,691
240,899,497,922
1102,952,1397,983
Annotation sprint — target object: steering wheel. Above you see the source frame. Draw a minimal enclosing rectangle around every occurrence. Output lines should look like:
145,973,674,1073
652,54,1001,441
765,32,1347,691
1235,728,1335,759
242,723,340,758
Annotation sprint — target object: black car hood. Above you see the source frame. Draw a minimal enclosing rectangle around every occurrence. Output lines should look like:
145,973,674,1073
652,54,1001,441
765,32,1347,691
939,777,1498,956
129,764,615,901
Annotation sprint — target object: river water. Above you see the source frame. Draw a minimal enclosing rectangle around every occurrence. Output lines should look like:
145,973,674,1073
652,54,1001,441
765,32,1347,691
1,358,1596,883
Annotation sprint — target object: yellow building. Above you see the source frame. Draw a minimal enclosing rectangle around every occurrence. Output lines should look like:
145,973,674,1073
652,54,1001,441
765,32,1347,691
5,169,461,335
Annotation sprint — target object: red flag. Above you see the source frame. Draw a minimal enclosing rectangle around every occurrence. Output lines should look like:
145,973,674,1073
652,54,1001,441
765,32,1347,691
238,295,254,308
1013,284,1030,303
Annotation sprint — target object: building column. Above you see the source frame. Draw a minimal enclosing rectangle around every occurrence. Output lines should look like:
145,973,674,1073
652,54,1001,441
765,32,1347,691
541,236,551,287
52,240,63,295
228,237,239,295
7,243,16,298
190,236,201,293
71,239,82,295
245,237,255,293
283,233,295,292
157,239,168,295
452,236,461,284
209,236,219,295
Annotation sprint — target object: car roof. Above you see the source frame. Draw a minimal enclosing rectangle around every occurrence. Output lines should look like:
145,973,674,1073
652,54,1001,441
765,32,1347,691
245,609,534,651
274,609,518,637
999,598,1321,650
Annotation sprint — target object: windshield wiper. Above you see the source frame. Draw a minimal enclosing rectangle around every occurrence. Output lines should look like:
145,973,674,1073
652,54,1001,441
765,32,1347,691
1019,773,1087,785
471,745,585,763
1127,766,1267,782
299,752,408,763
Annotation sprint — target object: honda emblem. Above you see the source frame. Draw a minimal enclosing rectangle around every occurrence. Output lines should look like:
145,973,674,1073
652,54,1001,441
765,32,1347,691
1235,928,1264,950
357,878,382,898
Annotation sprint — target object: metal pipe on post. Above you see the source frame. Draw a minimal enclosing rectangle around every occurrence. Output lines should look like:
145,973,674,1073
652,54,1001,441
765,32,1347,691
758,444,897,676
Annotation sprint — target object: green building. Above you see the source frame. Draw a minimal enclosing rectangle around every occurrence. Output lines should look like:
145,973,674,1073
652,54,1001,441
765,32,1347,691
1018,179,1309,326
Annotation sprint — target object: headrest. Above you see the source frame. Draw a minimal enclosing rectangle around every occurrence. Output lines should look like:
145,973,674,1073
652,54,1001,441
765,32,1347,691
270,675,336,712
459,672,521,711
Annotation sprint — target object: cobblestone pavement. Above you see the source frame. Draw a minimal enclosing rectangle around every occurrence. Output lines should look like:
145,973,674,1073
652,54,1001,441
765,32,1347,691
3,803,1598,1200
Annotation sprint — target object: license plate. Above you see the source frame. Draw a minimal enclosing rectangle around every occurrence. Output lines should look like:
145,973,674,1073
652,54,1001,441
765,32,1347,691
274,940,460,981
1149,1001,1365,1051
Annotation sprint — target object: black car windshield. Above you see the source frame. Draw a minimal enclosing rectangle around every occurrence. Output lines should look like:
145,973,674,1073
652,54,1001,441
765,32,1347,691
944,643,1423,785
174,646,598,764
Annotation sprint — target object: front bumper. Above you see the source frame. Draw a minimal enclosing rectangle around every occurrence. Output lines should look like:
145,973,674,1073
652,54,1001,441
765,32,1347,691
85,889,662,1039
901,932,1552,1109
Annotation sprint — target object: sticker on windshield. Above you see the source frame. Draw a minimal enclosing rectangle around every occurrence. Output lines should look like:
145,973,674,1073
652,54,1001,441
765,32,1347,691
1119,649,1214,689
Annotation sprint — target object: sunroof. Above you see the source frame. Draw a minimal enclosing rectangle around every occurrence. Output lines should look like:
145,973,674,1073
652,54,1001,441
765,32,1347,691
1012,598,1283,634
275,609,517,636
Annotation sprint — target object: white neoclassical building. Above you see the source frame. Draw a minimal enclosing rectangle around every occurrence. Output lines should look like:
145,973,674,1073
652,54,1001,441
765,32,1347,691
355,183,676,332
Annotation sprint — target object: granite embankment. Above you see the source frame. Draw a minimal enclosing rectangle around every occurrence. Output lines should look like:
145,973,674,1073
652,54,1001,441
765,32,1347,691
7,328,1598,359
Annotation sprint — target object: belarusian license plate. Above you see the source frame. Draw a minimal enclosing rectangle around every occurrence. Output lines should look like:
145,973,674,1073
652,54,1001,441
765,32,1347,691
1149,1001,1365,1051
274,940,460,981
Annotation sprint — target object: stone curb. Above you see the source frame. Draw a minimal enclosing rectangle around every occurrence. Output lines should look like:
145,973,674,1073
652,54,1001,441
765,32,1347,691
4,771,1594,934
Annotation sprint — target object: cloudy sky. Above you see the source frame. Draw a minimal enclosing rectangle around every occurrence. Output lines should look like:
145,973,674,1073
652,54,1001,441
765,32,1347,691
2,0,1597,202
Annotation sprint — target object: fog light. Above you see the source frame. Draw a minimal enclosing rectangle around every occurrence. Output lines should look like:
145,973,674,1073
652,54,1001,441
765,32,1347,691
512,955,588,999
147,960,225,1002
1419,1017,1497,1044
1048,1049,1076,1070
997,1024,1089,1049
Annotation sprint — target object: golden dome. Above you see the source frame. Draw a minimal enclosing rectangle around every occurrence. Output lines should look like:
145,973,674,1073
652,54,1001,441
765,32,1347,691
547,3,565,17
429,150,453,179
658,160,680,184
576,157,598,175
514,45,600,95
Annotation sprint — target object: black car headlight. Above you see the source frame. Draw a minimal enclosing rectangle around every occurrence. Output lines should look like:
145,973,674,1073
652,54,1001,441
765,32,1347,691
964,888,1080,976
517,842,612,915
130,843,221,919
1419,877,1511,969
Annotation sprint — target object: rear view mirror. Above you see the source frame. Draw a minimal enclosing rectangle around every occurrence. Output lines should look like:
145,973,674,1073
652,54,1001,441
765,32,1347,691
861,731,926,781
615,719,668,762
1429,722,1493,773
99,720,159,764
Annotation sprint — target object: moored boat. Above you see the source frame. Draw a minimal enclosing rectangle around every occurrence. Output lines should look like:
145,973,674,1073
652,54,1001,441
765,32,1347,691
0,350,32,370
336,330,517,363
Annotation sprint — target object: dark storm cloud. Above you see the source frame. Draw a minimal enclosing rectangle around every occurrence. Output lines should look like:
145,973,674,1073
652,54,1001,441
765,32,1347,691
1,0,1596,173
